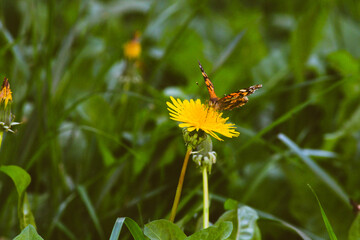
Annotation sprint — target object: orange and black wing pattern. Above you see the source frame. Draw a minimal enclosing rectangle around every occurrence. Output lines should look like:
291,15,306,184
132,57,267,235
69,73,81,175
198,61,219,104
216,84,262,110
198,61,262,111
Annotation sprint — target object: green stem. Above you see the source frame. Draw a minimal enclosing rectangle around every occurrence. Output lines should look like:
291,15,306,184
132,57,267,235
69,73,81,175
169,147,192,222
202,166,209,228
0,131,3,150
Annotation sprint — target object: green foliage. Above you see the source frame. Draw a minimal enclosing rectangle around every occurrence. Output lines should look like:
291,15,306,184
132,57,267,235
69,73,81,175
0,165,30,197
216,206,261,240
110,217,145,240
1,0,360,239
143,219,232,240
144,220,187,240
309,185,338,240
278,133,348,204
185,221,233,240
348,214,360,240
0,165,36,230
13,225,43,240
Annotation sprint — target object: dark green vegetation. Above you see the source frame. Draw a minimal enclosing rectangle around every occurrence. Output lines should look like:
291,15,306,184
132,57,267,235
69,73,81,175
1,0,360,239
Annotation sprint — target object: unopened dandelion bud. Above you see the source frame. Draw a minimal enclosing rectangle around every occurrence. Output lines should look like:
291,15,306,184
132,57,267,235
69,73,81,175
192,136,217,173
0,77,19,133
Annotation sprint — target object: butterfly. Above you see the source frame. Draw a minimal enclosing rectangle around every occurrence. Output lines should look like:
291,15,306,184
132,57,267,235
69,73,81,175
198,61,262,111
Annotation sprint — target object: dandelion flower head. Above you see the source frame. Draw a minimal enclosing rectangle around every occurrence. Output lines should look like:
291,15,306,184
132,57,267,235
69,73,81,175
167,96,240,141
124,31,141,60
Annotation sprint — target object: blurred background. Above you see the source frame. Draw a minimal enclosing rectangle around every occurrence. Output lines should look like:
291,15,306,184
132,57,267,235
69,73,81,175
0,0,360,239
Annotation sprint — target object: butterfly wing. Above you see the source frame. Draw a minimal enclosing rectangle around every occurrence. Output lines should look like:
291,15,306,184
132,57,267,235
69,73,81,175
198,61,262,110
216,84,262,110
198,61,219,103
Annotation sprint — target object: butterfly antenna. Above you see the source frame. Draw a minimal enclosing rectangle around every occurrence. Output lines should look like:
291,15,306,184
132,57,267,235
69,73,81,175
198,61,205,73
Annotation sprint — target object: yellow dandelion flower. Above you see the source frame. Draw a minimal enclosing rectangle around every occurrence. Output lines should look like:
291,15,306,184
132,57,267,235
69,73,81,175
167,96,240,141
0,77,12,108
124,31,141,60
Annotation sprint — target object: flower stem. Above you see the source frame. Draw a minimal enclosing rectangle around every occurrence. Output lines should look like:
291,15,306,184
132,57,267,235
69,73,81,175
202,166,209,228
169,147,192,222
0,131,3,150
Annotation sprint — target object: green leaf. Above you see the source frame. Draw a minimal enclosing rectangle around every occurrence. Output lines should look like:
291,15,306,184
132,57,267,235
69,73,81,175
13,225,44,240
19,193,37,230
110,217,145,240
308,185,338,240
216,206,261,240
224,199,239,211
0,165,31,196
144,219,186,240
0,165,35,229
349,214,360,240
98,140,116,166
185,221,233,240
327,51,360,76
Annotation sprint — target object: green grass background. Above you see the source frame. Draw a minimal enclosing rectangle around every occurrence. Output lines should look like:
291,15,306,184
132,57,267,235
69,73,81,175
1,0,360,239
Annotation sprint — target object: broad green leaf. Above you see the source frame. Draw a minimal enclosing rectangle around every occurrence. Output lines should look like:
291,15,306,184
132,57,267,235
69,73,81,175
13,225,44,240
216,206,261,240
349,214,360,240
110,217,145,240
0,165,35,229
224,199,239,210
327,51,359,76
98,140,116,166
308,185,338,240
0,165,31,196
185,221,233,240
144,219,186,240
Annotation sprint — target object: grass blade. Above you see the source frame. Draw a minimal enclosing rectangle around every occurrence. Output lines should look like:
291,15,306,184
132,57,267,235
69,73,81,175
109,218,125,240
239,77,349,152
124,217,146,240
212,194,317,240
278,133,349,205
109,217,145,240
308,185,338,240
77,185,105,240
55,221,77,240
212,30,246,73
